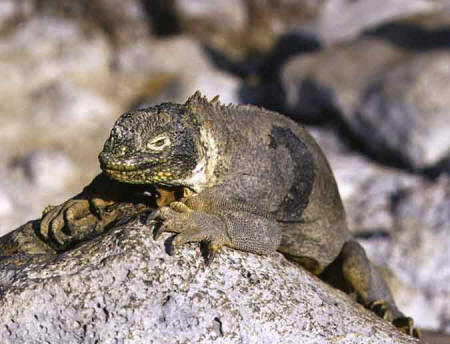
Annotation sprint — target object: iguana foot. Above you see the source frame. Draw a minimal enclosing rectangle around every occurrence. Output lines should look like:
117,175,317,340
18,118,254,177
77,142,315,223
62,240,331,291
152,202,231,263
40,199,94,249
392,316,422,339
40,198,151,251
369,301,421,339
369,300,393,321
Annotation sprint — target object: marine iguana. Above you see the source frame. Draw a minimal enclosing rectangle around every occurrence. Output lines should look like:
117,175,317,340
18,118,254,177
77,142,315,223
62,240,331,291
39,92,419,338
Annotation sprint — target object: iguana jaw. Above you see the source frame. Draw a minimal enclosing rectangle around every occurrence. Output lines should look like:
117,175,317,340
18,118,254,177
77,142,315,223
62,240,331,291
99,151,196,185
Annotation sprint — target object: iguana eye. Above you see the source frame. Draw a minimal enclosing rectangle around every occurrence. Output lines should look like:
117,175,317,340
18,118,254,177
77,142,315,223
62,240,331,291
146,135,170,151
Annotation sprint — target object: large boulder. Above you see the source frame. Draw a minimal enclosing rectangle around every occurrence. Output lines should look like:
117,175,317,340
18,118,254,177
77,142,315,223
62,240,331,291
281,37,450,171
27,0,152,43
359,175,450,333
152,0,322,59
114,36,240,107
306,0,437,44
0,218,418,344
309,127,449,333
307,126,422,234
280,37,407,123
356,51,450,170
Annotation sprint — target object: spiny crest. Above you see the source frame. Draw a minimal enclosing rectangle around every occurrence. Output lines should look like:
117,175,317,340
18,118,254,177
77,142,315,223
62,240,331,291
185,91,240,114
185,91,219,108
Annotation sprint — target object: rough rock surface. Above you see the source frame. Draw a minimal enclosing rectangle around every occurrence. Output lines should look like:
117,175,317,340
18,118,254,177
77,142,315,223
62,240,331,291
114,37,240,106
0,219,418,344
308,126,450,333
307,127,422,234
307,0,437,44
280,37,407,122
163,0,321,59
360,175,450,333
356,51,450,170
281,38,450,170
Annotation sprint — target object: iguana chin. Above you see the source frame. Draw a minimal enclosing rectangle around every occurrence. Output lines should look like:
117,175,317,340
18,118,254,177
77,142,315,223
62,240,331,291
40,91,420,338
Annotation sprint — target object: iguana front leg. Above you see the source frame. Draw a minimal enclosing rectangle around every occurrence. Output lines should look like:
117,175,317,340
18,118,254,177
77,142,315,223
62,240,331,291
39,173,154,251
152,189,282,263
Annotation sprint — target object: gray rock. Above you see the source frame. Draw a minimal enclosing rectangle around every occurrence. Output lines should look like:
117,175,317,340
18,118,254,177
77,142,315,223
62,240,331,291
114,37,240,106
309,128,449,332
158,0,322,59
0,150,82,237
307,0,437,44
356,51,450,170
307,126,421,234
0,16,118,235
20,150,77,191
281,38,450,171
32,0,151,43
281,37,407,122
359,175,450,332
31,80,115,125
0,219,418,344
0,0,19,31
0,189,13,218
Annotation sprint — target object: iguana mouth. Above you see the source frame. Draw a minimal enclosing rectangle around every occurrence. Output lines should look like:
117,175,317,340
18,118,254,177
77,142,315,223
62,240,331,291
103,167,146,178
101,166,163,185
101,163,155,173
99,152,158,173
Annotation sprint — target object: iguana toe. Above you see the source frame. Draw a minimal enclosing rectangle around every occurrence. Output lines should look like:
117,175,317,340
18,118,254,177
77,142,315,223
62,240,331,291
392,317,421,339
202,241,221,266
369,300,393,322
152,205,231,263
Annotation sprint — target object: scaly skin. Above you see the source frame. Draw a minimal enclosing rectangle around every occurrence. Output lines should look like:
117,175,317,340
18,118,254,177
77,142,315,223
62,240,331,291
17,92,419,337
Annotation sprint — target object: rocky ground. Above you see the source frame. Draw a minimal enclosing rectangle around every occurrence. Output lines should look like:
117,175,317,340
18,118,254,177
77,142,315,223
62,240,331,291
0,0,449,342
0,218,419,344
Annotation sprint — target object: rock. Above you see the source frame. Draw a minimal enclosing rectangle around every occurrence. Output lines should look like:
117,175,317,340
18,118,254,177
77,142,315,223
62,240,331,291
280,37,450,171
153,0,322,60
307,0,437,44
359,175,450,333
0,149,83,237
307,126,421,234
363,10,450,51
0,16,112,114
0,14,171,236
0,16,120,235
20,150,76,191
31,80,115,126
32,0,152,43
356,51,450,170
0,189,13,218
0,219,418,344
114,37,240,106
0,0,21,31
309,127,449,333
280,37,407,122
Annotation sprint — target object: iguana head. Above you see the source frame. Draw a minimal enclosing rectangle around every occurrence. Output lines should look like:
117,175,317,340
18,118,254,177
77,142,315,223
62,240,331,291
99,93,219,191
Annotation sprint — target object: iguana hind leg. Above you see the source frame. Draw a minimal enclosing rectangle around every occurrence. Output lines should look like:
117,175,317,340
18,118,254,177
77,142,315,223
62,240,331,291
320,240,421,338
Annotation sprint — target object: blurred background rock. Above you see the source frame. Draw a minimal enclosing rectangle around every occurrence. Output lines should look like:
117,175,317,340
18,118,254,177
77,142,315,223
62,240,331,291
0,0,448,341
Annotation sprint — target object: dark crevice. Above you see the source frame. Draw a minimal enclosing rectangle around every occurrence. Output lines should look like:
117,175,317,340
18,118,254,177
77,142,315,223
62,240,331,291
142,0,180,36
213,317,224,336
364,22,450,51
162,295,171,306
353,230,391,240
389,189,410,216
103,307,110,322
